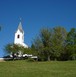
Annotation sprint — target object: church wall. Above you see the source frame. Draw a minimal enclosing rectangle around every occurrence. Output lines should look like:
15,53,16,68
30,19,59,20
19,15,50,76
14,29,24,45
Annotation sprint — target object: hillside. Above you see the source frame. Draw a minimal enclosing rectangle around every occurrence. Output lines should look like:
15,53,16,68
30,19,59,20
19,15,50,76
0,60,76,77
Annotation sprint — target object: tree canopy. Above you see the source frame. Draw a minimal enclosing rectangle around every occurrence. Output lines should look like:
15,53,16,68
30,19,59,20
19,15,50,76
4,26,76,61
32,27,76,61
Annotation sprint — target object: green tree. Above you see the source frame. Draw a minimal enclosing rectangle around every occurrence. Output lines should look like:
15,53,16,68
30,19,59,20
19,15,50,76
5,44,22,59
67,28,76,45
40,28,53,61
32,28,53,61
5,43,35,60
32,27,67,61
65,28,76,60
32,37,44,61
52,26,67,60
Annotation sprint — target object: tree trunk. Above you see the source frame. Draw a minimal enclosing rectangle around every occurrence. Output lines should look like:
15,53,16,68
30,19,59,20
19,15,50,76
48,55,50,61
12,53,15,60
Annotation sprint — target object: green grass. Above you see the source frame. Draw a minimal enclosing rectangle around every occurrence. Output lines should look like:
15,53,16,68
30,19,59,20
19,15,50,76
0,60,76,77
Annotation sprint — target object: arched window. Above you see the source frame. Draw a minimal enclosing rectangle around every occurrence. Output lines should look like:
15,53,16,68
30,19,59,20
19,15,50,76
17,35,20,38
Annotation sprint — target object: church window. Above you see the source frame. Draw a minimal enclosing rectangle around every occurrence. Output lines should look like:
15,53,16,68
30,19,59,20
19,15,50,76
17,35,20,38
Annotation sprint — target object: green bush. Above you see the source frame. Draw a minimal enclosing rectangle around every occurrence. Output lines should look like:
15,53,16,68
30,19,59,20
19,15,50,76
27,58,35,62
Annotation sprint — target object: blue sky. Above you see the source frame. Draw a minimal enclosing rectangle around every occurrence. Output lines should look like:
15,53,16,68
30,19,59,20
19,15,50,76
0,0,76,57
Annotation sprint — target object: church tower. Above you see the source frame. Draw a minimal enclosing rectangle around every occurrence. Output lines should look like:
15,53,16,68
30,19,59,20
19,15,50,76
14,21,28,48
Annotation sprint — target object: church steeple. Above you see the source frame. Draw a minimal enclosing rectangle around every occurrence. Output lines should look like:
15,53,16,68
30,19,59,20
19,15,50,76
14,21,28,48
18,22,24,33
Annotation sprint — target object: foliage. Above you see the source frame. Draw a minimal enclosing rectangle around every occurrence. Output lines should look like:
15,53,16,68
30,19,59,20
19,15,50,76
5,44,19,53
67,28,76,45
65,28,76,60
4,27,76,61
5,43,36,60
5,44,22,59
27,58,35,62
32,27,67,61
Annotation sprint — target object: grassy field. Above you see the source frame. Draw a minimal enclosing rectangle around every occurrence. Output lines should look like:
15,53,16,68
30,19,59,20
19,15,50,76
0,60,76,77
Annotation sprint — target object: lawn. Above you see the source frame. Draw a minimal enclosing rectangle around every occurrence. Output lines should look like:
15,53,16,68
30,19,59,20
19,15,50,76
0,60,76,77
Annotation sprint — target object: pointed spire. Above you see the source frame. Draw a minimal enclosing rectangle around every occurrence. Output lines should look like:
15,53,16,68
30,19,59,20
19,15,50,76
18,22,22,30
18,20,24,33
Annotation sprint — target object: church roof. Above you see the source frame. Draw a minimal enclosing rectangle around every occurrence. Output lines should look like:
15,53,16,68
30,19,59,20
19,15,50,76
18,22,24,33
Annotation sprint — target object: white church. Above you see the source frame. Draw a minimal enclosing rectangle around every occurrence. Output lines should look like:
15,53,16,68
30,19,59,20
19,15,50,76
3,21,37,60
14,21,28,48
13,21,37,59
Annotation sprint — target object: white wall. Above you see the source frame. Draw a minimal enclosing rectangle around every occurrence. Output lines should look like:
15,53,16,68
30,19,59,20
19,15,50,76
14,29,24,44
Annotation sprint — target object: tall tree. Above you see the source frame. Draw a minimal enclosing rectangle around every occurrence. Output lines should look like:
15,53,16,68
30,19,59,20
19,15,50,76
32,27,67,61
32,28,53,61
67,28,76,45
40,28,53,61
66,28,76,60
52,26,67,60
